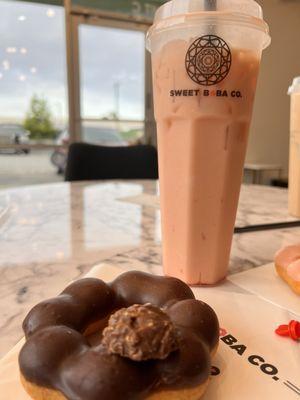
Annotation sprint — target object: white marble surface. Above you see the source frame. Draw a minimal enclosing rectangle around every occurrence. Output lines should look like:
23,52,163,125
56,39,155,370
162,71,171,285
0,181,299,358
121,185,300,227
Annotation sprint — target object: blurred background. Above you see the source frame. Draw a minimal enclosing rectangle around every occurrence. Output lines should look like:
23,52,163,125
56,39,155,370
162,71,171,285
0,0,299,188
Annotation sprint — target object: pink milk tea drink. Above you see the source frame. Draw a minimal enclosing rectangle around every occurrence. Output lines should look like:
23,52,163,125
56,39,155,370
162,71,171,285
147,0,271,285
288,77,300,217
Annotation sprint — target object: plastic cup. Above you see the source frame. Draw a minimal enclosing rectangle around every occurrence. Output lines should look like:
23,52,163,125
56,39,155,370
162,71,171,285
147,0,271,285
288,77,300,217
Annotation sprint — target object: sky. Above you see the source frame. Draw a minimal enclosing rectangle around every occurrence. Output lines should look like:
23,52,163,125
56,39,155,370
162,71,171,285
0,0,145,126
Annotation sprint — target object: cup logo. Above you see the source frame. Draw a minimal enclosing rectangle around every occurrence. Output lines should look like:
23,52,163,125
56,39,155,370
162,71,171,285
185,35,232,86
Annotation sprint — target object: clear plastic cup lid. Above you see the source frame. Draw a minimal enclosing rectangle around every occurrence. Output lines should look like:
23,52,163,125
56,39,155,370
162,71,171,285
148,0,271,50
154,0,265,22
288,77,300,95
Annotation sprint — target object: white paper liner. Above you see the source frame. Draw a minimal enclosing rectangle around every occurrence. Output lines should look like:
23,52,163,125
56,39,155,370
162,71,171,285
228,263,300,317
0,263,299,400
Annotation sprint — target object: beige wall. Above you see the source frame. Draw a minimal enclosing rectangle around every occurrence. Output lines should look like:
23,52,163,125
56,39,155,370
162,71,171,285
247,0,300,176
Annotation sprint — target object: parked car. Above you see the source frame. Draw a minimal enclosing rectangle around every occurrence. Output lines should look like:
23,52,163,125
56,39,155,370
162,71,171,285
51,126,127,174
83,126,128,147
0,124,30,154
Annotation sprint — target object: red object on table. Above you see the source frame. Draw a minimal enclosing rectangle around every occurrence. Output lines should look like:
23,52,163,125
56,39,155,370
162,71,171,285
275,320,300,341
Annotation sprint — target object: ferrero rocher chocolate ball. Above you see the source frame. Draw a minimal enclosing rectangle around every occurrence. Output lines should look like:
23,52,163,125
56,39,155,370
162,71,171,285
102,304,179,361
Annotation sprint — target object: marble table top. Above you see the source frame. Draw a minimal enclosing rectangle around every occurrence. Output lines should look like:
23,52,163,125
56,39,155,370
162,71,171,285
0,181,299,358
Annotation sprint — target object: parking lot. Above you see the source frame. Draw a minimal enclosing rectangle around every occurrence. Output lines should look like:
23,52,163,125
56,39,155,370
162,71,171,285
0,149,64,189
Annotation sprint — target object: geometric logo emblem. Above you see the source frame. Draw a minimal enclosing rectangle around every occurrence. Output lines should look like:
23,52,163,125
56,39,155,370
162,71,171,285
185,35,232,86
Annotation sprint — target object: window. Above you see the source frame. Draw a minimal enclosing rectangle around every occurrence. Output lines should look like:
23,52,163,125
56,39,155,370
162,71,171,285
0,0,67,146
79,23,146,145
0,0,67,187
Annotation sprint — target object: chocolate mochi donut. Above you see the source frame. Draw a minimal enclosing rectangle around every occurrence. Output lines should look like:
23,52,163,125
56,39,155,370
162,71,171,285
19,271,219,400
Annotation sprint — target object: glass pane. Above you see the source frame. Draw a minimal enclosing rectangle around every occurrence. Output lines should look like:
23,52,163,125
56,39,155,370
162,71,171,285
81,120,145,146
0,149,64,188
79,24,145,145
0,0,67,147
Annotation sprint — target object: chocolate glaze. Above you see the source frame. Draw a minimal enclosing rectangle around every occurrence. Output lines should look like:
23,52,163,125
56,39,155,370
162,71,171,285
166,299,219,351
155,327,210,388
19,271,219,400
58,347,156,400
111,271,195,307
20,326,88,387
23,278,115,338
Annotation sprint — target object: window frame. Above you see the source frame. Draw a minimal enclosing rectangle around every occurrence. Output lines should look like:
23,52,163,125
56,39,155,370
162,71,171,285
0,0,155,150
65,1,154,145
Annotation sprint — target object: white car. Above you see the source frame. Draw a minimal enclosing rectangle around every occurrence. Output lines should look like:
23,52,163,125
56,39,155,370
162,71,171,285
0,124,30,154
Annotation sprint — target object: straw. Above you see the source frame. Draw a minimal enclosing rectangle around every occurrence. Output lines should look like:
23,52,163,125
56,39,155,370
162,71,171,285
234,220,300,234
204,0,217,11
204,0,217,34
